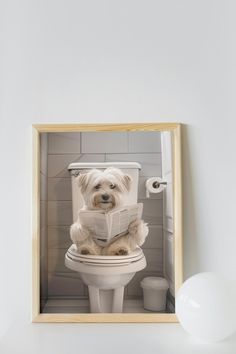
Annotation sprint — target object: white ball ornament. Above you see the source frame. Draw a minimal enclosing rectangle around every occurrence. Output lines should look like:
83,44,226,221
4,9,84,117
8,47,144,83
176,272,236,342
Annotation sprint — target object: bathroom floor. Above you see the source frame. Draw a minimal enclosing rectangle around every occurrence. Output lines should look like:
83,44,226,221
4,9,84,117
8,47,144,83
42,298,168,314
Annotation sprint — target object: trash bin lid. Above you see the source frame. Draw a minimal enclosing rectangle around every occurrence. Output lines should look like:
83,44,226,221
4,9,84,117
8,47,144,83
140,277,169,290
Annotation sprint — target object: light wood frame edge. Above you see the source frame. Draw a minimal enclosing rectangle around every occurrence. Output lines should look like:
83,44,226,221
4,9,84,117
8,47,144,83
32,122,182,323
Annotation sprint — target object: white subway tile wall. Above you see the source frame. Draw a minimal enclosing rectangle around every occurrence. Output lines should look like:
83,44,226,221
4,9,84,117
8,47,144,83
40,201,47,229
128,132,162,153
47,178,72,201
48,133,81,154
47,201,73,226
46,131,163,299
40,133,48,175
48,154,105,178
47,226,70,249
40,173,48,201
81,132,128,153
106,153,162,177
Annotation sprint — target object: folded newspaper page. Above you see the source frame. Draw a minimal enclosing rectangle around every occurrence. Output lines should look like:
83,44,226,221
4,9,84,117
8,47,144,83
78,203,143,246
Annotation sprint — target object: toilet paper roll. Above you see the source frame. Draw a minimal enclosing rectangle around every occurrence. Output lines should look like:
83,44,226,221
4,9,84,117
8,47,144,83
145,177,166,198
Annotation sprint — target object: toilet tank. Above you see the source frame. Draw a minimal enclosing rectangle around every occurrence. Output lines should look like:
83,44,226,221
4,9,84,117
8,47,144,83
68,162,141,222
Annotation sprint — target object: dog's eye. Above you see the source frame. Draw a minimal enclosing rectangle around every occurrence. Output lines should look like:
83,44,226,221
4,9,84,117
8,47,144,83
94,184,101,190
110,184,116,189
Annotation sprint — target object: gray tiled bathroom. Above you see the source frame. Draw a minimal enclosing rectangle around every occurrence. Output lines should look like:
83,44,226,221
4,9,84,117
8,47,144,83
40,131,174,313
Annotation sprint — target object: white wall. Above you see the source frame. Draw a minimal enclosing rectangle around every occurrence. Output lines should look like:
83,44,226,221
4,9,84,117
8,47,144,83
1,0,236,353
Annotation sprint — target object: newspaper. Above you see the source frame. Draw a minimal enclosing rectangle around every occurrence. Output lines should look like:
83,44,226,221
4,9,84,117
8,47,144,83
78,203,143,246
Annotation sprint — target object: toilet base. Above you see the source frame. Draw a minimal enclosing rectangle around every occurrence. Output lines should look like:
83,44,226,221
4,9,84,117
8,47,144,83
88,285,124,313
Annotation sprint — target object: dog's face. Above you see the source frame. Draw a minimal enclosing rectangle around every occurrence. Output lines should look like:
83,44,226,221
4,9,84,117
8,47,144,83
76,167,132,211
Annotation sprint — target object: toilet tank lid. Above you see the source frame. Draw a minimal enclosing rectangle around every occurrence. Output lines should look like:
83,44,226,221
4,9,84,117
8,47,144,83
68,162,141,171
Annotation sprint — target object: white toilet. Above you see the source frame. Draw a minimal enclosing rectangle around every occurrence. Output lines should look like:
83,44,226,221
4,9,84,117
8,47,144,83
65,162,147,313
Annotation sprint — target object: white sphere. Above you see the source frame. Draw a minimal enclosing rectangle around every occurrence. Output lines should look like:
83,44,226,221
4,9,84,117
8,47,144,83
176,272,236,342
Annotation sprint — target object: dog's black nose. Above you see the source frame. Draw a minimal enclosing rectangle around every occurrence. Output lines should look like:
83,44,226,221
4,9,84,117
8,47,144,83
101,194,110,201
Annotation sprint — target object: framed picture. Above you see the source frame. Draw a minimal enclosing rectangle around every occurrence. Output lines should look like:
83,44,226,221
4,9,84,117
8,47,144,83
32,123,182,323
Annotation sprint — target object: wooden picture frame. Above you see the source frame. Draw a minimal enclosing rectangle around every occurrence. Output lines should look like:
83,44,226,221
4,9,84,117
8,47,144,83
32,123,182,323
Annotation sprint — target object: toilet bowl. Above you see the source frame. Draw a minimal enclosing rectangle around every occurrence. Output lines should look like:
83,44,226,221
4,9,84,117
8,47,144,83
65,244,146,313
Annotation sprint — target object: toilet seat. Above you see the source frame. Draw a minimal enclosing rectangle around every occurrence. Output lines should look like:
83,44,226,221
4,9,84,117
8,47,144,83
65,244,146,275
66,244,143,266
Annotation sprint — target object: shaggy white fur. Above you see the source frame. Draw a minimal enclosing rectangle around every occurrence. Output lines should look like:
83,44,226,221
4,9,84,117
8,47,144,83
70,167,149,255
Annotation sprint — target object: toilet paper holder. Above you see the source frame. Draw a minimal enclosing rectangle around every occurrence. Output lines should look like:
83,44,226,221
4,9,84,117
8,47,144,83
152,180,167,189
145,177,167,198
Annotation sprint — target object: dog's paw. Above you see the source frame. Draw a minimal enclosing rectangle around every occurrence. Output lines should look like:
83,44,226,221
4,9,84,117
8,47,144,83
79,246,97,255
108,247,130,256
80,248,91,255
70,223,90,243
128,218,141,235
115,247,129,256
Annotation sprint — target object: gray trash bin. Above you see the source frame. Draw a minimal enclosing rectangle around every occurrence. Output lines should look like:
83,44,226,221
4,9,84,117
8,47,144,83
140,277,169,311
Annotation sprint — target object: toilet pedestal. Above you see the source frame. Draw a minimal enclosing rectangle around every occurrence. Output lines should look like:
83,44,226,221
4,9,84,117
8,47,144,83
88,286,124,313
65,245,147,313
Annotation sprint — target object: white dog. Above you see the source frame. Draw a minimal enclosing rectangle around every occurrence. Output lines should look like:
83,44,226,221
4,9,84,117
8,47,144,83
70,167,149,256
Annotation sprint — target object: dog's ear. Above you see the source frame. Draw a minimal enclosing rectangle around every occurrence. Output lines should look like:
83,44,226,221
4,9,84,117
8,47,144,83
76,172,89,193
122,174,132,192
106,167,132,192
